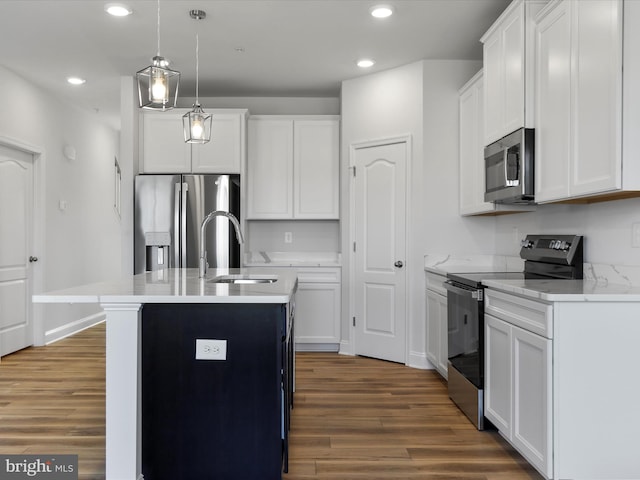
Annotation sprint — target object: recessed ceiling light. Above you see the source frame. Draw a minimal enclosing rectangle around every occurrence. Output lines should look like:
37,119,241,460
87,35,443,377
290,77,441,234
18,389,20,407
105,3,132,17
370,4,394,18
67,77,86,86
357,59,376,68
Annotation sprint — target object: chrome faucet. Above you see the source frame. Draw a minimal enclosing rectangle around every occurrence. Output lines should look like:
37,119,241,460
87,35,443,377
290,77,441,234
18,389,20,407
199,211,244,278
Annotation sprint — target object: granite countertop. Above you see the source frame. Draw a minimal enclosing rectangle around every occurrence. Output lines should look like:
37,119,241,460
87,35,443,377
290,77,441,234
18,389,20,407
483,278,640,302
32,268,298,305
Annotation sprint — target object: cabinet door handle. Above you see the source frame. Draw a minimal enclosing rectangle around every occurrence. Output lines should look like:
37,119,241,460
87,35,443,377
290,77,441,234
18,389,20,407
394,261,403,268
29,256,38,263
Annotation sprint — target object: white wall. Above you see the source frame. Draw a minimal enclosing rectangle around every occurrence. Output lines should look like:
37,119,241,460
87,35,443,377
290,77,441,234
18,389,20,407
0,65,122,344
422,63,496,257
341,60,485,367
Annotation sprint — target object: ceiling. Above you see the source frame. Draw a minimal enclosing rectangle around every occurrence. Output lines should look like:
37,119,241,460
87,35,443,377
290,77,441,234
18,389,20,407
0,0,509,129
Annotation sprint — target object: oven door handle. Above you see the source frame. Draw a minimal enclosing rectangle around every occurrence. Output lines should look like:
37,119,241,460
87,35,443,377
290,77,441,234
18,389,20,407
444,280,483,301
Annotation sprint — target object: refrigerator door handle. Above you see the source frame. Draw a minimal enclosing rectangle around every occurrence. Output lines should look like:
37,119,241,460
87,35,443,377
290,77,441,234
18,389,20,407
174,182,181,269
181,182,188,268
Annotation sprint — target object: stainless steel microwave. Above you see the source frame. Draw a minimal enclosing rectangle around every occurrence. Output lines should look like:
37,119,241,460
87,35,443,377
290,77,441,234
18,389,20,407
484,128,535,204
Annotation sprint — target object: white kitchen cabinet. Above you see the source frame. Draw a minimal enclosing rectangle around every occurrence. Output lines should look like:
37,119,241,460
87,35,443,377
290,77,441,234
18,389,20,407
534,0,571,201
247,266,341,349
140,109,247,174
534,0,638,203
295,267,341,348
247,116,340,219
484,290,553,479
484,287,640,479
458,71,536,216
484,314,512,434
481,0,546,146
511,325,551,475
425,272,448,379
459,71,494,216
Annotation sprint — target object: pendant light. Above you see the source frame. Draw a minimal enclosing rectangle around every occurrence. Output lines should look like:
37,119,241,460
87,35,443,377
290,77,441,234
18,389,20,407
136,0,180,110
183,12,212,144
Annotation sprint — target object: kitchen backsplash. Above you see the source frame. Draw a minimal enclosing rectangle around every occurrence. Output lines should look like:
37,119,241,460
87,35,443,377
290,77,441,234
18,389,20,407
246,220,340,253
425,254,640,286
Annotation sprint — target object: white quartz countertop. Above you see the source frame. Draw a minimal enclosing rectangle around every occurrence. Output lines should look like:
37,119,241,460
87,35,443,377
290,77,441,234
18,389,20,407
424,254,523,275
32,268,298,304
483,278,640,302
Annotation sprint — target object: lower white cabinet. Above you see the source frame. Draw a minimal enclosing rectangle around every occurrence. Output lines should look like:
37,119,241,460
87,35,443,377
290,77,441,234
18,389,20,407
484,288,640,479
485,313,551,478
425,272,448,379
250,266,341,350
295,267,341,349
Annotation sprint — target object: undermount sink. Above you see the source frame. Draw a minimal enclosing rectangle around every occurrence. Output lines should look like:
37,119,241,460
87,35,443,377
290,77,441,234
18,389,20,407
208,274,278,284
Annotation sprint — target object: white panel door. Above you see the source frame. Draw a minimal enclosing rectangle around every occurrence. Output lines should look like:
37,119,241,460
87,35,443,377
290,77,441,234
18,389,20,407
353,141,406,364
0,145,34,357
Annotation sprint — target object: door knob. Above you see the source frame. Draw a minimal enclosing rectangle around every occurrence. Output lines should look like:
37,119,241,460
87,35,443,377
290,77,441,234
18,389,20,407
394,261,403,268
29,256,38,263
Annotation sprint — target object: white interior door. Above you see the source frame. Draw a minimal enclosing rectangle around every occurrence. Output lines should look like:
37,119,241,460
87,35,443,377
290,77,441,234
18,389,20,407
0,144,34,357
353,141,407,363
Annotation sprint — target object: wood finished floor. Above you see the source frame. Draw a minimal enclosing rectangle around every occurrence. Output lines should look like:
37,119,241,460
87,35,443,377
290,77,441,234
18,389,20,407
0,323,542,480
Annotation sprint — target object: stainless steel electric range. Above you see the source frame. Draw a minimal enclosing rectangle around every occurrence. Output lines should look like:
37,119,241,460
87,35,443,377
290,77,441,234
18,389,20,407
444,234,584,429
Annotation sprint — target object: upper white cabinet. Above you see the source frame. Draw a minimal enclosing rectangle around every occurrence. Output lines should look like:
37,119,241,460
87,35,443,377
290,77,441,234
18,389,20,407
140,109,247,174
481,0,546,145
534,0,640,203
247,115,340,219
459,71,495,215
458,70,536,216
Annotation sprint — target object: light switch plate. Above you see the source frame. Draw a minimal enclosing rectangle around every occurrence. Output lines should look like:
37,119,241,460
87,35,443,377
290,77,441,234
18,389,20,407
195,339,227,360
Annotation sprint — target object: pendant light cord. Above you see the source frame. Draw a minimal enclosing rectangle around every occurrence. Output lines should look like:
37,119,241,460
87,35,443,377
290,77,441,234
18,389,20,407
156,0,161,56
195,34,200,103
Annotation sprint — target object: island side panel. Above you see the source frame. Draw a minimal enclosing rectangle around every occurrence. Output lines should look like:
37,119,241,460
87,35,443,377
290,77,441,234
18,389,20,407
102,303,143,480
141,303,286,480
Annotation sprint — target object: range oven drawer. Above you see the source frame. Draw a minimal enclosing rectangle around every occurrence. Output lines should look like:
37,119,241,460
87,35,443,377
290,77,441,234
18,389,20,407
484,289,553,338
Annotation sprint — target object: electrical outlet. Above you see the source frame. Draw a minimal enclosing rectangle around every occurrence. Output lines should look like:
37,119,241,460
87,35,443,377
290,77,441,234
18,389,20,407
195,339,227,360
284,232,293,244
633,223,640,248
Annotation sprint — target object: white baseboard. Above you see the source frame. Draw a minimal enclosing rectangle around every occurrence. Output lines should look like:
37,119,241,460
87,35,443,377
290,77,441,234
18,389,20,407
407,350,432,370
44,312,106,345
295,343,340,352
339,340,354,356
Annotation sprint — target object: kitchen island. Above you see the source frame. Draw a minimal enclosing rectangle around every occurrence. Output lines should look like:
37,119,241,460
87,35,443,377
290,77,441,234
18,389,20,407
33,268,298,480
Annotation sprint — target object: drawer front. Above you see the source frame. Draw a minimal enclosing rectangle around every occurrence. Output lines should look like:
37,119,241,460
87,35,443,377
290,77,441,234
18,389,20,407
485,289,553,338
426,272,447,296
295,267,341,284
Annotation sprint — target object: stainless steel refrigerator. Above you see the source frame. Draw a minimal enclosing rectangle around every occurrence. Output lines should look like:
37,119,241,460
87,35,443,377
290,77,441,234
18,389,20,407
134,174,241,274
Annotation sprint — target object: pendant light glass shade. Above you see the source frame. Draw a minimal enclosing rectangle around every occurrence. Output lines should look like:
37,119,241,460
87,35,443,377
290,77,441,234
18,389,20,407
183,104,212,143
183,33,212,143
136,0,180,110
